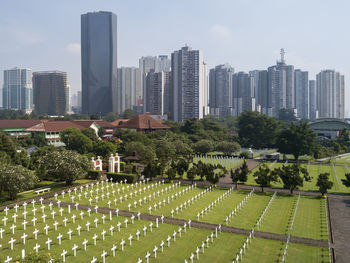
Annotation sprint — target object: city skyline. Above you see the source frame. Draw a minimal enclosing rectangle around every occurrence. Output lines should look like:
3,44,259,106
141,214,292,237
0,0,349,116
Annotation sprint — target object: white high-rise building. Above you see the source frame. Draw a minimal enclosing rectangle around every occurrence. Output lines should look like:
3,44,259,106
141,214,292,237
2,68,33,111
170,46,208,122
117,67,142,112
294,70,309,119
316,70,345,119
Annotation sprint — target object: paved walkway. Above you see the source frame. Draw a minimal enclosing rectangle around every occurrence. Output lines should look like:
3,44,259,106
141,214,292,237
43,199,328,248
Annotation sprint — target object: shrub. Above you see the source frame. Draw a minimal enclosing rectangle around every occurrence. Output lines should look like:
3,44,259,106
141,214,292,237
106,172,138,183
120,161,126,171
86,170,102,180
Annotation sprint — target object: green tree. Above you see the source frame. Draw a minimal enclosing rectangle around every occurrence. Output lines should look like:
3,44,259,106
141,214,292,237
173,158,191,179
60,128,93,154
273,164,310,194
277,121,316,160
341,173,350,187
238,160,249,184
238,111,280,148
0,132,16,157
124,142,155,163
253,163,278,192
0,164,38,200
142,160,159,181
120,109,135,119
39,149,92,185
103,112,118,122
230,169,240,189
167,163,177,181
277,108,297,122
155,140,176,176
216,141,240,155
316,173,333,196
82,128,99,141
186,165,197,184
193,140,214,154
92,140,117,158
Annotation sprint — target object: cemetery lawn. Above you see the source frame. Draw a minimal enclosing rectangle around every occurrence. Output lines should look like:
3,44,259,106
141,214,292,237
0,179,94,206
0,181,330,263
247,162,350,193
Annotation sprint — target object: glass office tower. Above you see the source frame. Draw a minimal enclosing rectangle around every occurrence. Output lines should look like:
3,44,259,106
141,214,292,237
81,11,118,116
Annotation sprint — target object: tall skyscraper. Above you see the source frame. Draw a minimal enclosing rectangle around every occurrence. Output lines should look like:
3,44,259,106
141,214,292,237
265,49,295,117
2,68,33,111
144,70,171,115
249,70,260,111
117,67,142,112
81,11,118,116
33,71,68,116
316,70,345,119
170,46,208,122
309,80,317,120
232,72,255,116
294,70,309,119
209,64,233,117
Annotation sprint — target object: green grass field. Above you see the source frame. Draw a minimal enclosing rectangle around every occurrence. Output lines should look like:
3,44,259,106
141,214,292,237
0,181,329,262
247,162,350,193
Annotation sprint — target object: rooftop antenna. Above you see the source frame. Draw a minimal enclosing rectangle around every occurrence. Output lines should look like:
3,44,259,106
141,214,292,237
280,48,286,63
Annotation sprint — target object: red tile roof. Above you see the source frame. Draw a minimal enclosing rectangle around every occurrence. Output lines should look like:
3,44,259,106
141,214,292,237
25,121,85,132
111,119,129,126
0,120,47,129
117,115,170,130
73,120,115,129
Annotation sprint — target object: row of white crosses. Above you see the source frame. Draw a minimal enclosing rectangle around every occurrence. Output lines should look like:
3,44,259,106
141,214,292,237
232,192,278,262
55,178,153,205
184,225,222,263
148,184,196,215
194,155,241,170
232,229,255,263
142,219,192,263
224,189,255,225
0,196,141,262
197,187,234,222
280,194,300,263
255,191,277,230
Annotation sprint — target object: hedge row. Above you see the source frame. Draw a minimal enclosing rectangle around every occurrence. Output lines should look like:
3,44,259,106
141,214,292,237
86,170,102,180
106,172,138,184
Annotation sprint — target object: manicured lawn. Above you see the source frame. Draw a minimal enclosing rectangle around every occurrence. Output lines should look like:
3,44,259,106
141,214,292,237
287,243,330,263
0,179,95,206
292,196,328,240
247,162,350,193
0,180,329,263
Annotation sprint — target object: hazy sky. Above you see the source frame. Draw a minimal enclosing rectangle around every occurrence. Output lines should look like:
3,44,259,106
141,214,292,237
0,0,349,115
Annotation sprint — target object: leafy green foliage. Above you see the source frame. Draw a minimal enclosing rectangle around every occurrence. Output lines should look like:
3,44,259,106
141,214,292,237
277,121,316,160
230,169,240,189
215,141,240,155
0,132,16,157
341,173,350,187
103,112,118,122
124,142,155,163
60,128,92,154
86,170,102,180
253,163,278,192
277,108,297,122
82,128,99,141
39,149,92,185
0,164,38,200
316,173,333,196
142,161,160,180
92,140,117,158
238,111,280,148
193,140,214,154
106,172,138,183
272,163,310,194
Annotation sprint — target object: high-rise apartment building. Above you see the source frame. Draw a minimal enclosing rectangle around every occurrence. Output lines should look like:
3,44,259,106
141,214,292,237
144,70,171,115
309,80,317,120
117,67,142,112
2,68,33,111
316,70,345,119
294,70,309,119
209,64,233,116
33,71,68,116
232,72,255,116
170,46,208,122
81,11,118,116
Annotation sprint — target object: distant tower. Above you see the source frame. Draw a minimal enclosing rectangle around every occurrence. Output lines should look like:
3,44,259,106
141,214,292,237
280,48,286,64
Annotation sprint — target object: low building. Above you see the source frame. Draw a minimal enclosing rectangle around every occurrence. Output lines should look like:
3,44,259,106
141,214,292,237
0,120,47,139
308,118,350,139
117,114,170,133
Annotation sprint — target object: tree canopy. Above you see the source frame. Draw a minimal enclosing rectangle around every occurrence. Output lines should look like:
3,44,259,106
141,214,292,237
253,163,278,192
316,173,333,196
277,121,316,160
